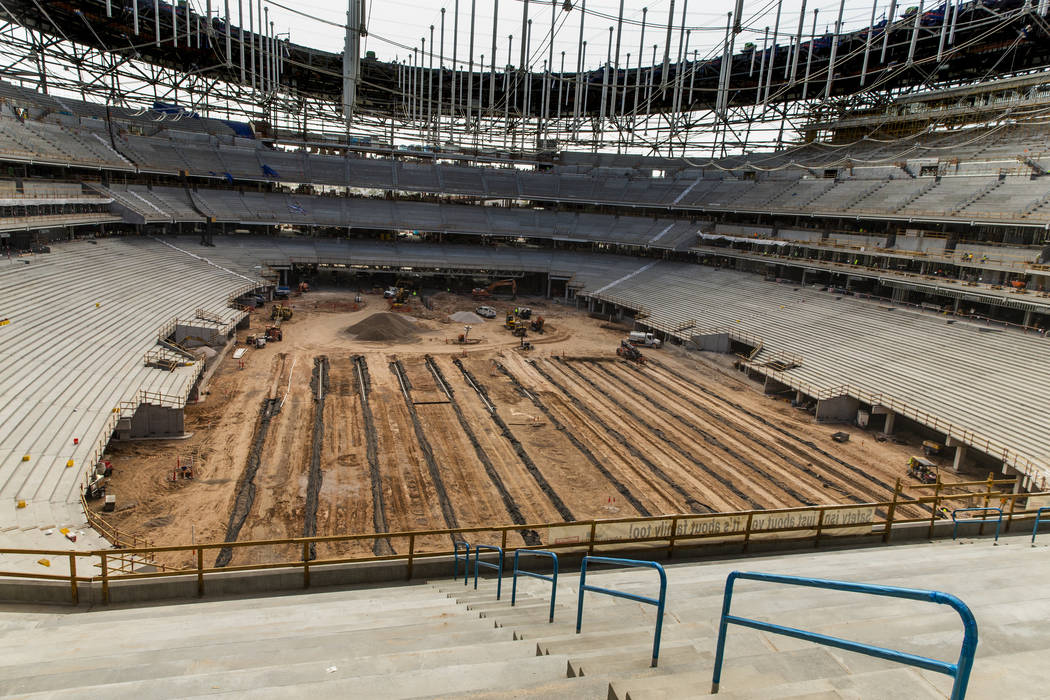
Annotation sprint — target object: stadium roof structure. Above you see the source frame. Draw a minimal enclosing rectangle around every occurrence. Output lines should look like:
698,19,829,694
2,0,1050,155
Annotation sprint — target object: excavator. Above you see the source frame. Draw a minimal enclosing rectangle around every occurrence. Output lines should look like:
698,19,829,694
529,316,545,333
473,279,517,300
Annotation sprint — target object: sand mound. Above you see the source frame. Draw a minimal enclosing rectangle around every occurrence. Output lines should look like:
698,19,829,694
346,313,420,342
450,311,485,324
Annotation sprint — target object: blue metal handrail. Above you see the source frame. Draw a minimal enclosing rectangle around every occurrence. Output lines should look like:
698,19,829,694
951,507,1003,542
473,544,505,600
576,556,667,668
511,550,559,623
1032,507,1050,544
453,540,470,585
712,571,978,699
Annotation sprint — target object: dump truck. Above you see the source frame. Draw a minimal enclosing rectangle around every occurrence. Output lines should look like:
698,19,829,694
629,331,662,348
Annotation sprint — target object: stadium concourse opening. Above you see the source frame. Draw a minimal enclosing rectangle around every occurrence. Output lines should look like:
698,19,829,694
97,287,959,570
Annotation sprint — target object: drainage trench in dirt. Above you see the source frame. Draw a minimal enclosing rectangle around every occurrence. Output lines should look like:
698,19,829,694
216,396,279,567
452,357,575,522
354,355,395,555
390,358,461,541
425,356,541,546
587,360,825,507
649,359,920,516
558,359,764,510
302,356,328,559
495,361,652,518
526,359,713,514
615,362,867,506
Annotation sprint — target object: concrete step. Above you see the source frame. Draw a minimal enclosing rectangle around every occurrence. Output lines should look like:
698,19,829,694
612,666,947,699
1,637,542,696
15,655,573,700
0,601,476,656
0,613,507,669
420,676,611,699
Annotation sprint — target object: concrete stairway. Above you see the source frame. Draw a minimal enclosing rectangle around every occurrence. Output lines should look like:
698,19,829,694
2,534,1048,697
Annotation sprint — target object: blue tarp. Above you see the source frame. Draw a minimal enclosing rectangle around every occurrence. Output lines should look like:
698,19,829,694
261,164,280,178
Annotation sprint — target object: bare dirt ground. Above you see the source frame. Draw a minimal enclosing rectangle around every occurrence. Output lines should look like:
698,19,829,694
98,289,975,568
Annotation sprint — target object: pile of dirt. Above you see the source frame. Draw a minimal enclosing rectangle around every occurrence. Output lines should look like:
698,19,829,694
450,311,485,324
346,313,420,342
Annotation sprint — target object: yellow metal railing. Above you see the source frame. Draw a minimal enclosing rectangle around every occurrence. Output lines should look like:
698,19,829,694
3,481,1044,605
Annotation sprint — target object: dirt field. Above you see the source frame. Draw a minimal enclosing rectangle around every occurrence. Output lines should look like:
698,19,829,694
99,290,972,569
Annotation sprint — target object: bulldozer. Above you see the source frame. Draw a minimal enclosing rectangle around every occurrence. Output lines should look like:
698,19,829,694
616,339,646,365
271,304,293,321
529,316,545,333
505,312,518,330
473,279,517,300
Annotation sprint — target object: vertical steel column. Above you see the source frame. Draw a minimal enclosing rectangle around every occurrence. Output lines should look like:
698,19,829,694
133,0,139,35
438,10,445,140
790,0,807,85
263,6,270,93
172,3,178,47
524,19,533,121
907,0,923,66
611,0,626,120
825,0,846,99
599,25,612,124
633,7,647,124
661,0,676,95
519,0,530,70
238,0,245,84
756,27,768,104
881,0,898,63
574,0,587,119
763,0,783,107
428,25,434,140
716,12,733,114
466,0,476,126
224,0,232,64
949,0,960,44
937,0,949,60
861,0,879,85
490,0,499,112
451,0,459,123
801,9,817,100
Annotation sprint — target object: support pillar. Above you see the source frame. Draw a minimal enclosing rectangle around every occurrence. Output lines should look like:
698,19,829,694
952,445,968,473
883,412,895,435
1023,309,1033,327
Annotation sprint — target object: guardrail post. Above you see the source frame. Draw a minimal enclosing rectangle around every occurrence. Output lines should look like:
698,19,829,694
928,476,943,539
302,541,311,589
197,548,204,598
587,521,597,555
68,554,78,605
742,512,754,552
814,510,826,549
667,516,679,559
406,534,415,581
883,479,901,543
100,552,110,605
